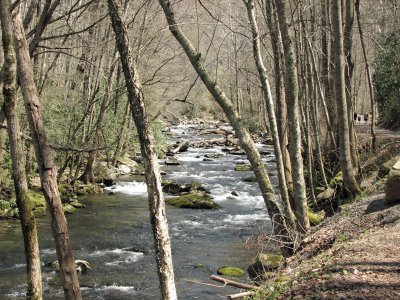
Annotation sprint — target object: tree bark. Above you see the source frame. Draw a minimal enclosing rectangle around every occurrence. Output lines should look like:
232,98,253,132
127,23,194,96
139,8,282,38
0,2,42,299
331,0,361,197
158,0,295,256
274,0,310,233
355,0,376,150
12,9,82,300
265,0,294,205
107,1,177,298
245,0,296,229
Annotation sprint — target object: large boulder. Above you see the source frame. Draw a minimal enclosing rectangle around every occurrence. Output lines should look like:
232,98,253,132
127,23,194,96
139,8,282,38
165,193,220,209
385,161,400,204
162,181,208,195
247,253,283,280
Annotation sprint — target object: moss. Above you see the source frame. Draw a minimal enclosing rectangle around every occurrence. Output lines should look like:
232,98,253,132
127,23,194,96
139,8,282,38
329,172,343,188
26,190,46,208
194,263,205,269
63,204,77,214
235,164,252,171
248,253,283,280
33,206,46,216
166,193,220,209
308,209,325,226
69,201,86,209
217,267,245,277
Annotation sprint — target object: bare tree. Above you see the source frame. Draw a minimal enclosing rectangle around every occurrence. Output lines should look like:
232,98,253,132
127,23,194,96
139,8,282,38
107,0,177,298
0,1,42,298
158,0,296,256
12,8,82,299
331,0,360,197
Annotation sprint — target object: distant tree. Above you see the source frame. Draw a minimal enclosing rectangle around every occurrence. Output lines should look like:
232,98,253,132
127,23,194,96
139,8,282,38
373,29,400,130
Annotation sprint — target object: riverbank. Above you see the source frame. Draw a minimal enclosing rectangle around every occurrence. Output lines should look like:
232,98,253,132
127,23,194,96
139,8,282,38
254,191,400,300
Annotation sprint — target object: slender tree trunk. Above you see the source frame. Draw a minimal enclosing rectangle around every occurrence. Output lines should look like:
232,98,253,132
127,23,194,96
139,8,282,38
107,1,177,298
331,0,361,198
245,0,296,229
265,0,294,204
355,0,376,150
12,10,82,299
274,0,310,233
343,0,358,168
0,2,42,298
159,0,295,256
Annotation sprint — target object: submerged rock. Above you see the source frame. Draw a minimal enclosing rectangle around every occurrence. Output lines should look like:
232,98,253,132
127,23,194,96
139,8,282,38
165,157,181,166
247,253,283,280
217,267,245,277
165,193,220,209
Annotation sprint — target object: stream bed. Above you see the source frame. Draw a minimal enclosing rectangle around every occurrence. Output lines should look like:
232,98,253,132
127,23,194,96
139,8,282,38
0,123,278,299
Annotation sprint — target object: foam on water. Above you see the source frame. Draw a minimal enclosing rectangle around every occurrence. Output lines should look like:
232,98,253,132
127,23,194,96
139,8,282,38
104,181,147,195
223,213,268,225
82,284,136,292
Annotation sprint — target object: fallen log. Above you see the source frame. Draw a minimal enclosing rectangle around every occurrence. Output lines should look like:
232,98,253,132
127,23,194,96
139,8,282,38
172,139,190,153
227,291,256,299
210,275,259,290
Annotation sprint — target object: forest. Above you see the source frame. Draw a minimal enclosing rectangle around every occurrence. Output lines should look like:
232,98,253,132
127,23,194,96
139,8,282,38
0,0,399,299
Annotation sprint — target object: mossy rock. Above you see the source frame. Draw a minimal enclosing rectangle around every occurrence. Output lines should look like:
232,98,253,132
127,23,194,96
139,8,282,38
26,190,46,208
166,193,220,209
235,163,252,171
69,201,86,209
33,206,47,216
217,267,245,277
248,253,283,280
308,209,325,226
63,204,77,214
194,263,205,269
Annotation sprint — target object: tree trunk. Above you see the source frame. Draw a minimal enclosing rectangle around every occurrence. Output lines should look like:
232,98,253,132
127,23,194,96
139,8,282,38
12,10,82,300
355,0,376,150
274,0,310,233
0,2,42,298
246,0,296,229
158,0,295,256
107,1,177,298
265,0,294,204
331,0,361,198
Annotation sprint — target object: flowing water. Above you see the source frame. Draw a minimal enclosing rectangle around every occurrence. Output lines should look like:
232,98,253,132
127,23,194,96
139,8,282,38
0,123,278,299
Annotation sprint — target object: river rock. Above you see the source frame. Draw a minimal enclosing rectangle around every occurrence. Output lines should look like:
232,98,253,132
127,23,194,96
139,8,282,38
217,267,245,277
165,193,220,209
162,181,208,195
235,163,252,171
247,253,283,280
165,157,180,166
385,167,400,204
243,176,257,182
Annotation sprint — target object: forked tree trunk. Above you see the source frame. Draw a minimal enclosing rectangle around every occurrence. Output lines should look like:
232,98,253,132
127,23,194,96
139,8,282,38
0,2,42,298
12,10,82,300
331,0,361,198
107,1,177,298
158,0,295,256
245,0,296,229
274,0,310,233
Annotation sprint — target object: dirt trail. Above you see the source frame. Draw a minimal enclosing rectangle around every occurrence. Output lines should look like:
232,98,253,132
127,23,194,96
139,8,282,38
277,194,400,299
356,123,400,140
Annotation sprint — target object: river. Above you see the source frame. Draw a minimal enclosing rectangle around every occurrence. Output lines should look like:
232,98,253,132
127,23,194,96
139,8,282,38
0,123,278,299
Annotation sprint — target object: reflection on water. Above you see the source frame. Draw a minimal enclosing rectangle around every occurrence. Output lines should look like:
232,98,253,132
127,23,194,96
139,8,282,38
0,124,276,299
